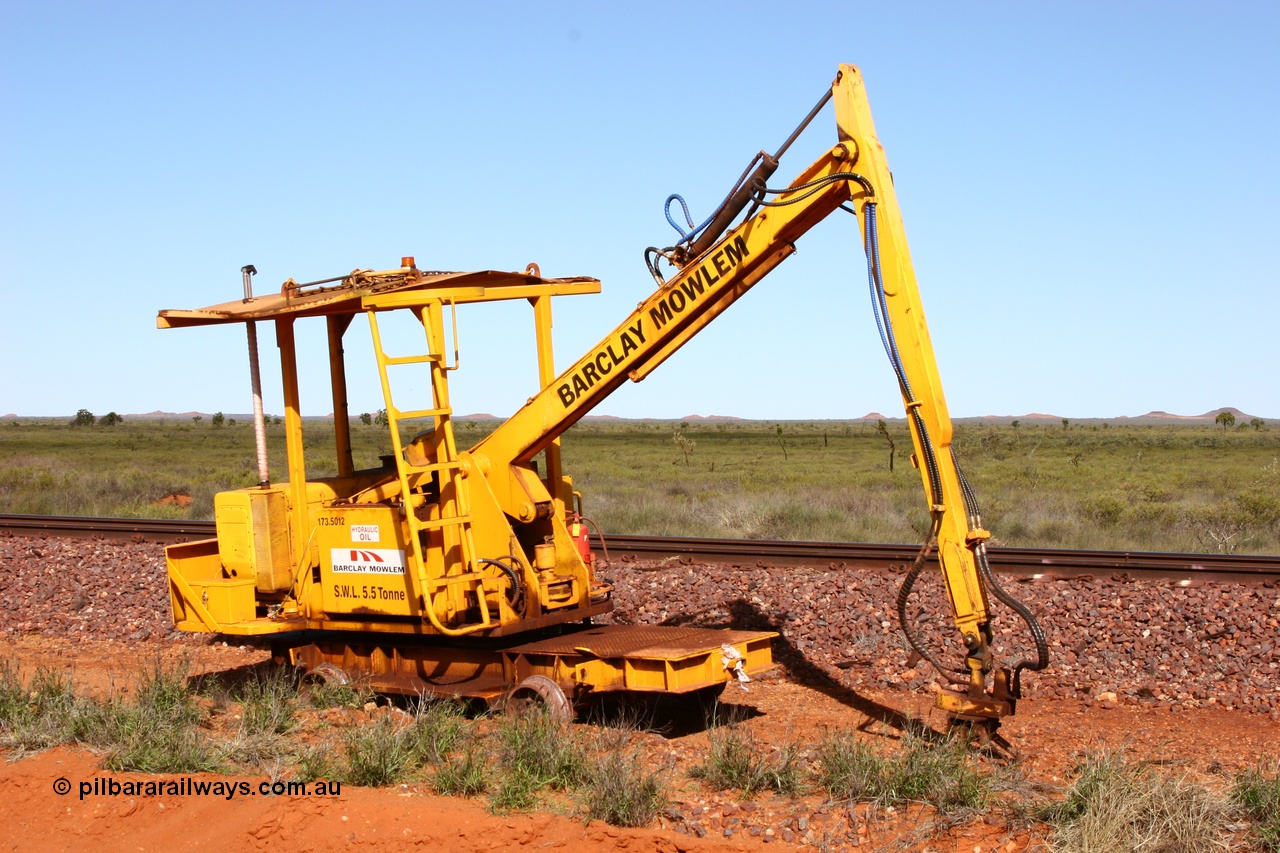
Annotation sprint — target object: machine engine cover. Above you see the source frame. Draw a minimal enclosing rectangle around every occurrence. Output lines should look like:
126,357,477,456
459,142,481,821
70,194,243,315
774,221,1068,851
214,488,292,592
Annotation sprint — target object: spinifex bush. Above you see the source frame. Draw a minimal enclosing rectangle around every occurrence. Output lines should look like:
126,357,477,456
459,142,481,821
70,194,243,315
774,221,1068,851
0,663,91,753
236,665,297,736
692,718,804,797
1043,750,1230,853
581,748,667,827
495,709,585,792
403,697,468,765
0,660,26,728
340,701,474,787
813,729,992,813
340,714,417,787
433,742,488,796
94,660,222,774
1234,759,1280,852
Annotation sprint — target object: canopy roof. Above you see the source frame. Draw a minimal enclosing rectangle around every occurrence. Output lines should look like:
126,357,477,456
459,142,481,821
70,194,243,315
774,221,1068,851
157,266,601,329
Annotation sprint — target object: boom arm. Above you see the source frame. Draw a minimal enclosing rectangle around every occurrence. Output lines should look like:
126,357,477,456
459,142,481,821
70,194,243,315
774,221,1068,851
470,65,1047,725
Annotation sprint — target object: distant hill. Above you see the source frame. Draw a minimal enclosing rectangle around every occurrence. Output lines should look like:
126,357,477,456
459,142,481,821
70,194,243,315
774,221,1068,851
125,410,212,420
680,414,745,422
5,407,1267,424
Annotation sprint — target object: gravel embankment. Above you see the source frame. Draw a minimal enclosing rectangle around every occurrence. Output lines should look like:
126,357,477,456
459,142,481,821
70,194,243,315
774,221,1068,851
0,535,186,643
601,558,1280,716
2,534,1277,716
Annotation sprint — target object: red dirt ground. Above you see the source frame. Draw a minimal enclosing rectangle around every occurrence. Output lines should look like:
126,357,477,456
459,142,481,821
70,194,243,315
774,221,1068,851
3,635,1278,852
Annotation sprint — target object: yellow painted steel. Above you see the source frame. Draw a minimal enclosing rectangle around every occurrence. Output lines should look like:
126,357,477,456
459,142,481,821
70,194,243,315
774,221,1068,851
831,67,991,641
158,66,1026,719
465,64,1004,710
366,302,494,636
288,629,775,700
212,487,291,591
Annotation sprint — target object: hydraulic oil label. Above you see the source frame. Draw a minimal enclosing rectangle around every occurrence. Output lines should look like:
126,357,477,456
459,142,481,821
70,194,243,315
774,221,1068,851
350,524,380,543
329,548,405,575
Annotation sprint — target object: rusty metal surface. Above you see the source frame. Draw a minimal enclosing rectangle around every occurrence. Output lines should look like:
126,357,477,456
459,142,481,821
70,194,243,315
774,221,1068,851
292,641,510,699
156,268,600,328
507,624,776,660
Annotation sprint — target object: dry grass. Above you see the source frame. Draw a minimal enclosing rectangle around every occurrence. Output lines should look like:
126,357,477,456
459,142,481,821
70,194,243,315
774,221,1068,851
1043,750,1232,853
1233,759,1280,851
813,728,994,814
3,418,1277,553
692,713,805,797
5,656,1280,844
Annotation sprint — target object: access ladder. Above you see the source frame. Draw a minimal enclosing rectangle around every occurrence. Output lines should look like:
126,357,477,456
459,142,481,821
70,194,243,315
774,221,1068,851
365,298,497,636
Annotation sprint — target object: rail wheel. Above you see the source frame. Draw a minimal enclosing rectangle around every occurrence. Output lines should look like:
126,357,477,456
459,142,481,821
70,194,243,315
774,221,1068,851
505,675,573,724
297,662,354,703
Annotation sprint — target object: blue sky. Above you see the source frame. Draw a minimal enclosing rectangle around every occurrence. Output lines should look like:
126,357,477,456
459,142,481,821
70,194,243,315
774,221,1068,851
2,2,1276,420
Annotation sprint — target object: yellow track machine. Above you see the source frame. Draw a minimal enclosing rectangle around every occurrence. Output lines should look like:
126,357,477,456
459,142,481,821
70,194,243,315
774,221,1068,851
159,65,1047,728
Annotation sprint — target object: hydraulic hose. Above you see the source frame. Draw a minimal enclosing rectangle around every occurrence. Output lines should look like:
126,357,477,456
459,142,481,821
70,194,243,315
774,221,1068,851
863,203,945,509
753,172,875,208
863,201,1049,693
478,556,526,612
664,152,769,249
895,519,968,678
952,461,1051,696
863,200,958,678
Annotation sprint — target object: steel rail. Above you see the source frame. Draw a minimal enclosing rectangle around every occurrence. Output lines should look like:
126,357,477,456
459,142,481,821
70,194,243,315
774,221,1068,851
2,513,1277,582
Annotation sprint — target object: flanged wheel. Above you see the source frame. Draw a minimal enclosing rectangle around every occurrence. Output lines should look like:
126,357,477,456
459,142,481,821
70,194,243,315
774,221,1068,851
305,662,351,686
505,675,573,724
297,662,353,703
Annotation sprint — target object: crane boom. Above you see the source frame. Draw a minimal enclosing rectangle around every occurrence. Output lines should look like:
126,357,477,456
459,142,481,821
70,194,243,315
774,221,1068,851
469,64,1047,724
157,65,1047,733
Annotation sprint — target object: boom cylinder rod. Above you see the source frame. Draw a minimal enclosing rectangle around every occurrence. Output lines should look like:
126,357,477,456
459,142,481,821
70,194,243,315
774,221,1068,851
774,87,833,162
242,264,270,487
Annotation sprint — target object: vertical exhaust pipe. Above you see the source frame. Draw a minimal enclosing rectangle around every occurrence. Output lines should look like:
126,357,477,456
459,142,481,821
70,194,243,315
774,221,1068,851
241,264,270,487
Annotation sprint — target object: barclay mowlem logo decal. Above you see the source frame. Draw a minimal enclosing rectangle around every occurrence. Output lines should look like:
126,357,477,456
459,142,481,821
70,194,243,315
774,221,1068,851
330,547,405,575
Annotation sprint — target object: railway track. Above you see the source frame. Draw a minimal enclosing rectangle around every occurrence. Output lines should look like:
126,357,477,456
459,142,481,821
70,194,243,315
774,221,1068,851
2,512,1277,583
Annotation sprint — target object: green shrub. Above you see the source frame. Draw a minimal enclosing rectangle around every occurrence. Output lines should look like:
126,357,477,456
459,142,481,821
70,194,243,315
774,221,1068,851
295,741,339,783
404,698,467,765
813,730,990,813
1080,494,1126,527
0,661,27,728
497,709,584,792
95,660,221,774
0,665,90,752
434,743,488,796
813,730,890,802
1043,750,1229,853
1233,760,1280,851
340,714,415,787
490,767,541,813
237,666,297,736
581,748,667,827
692,721,803,797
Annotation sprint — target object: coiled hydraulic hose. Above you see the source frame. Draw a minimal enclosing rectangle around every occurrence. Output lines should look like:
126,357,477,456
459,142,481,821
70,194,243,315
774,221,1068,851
895,519,969,677
664,153,768,247
478,556,526,613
